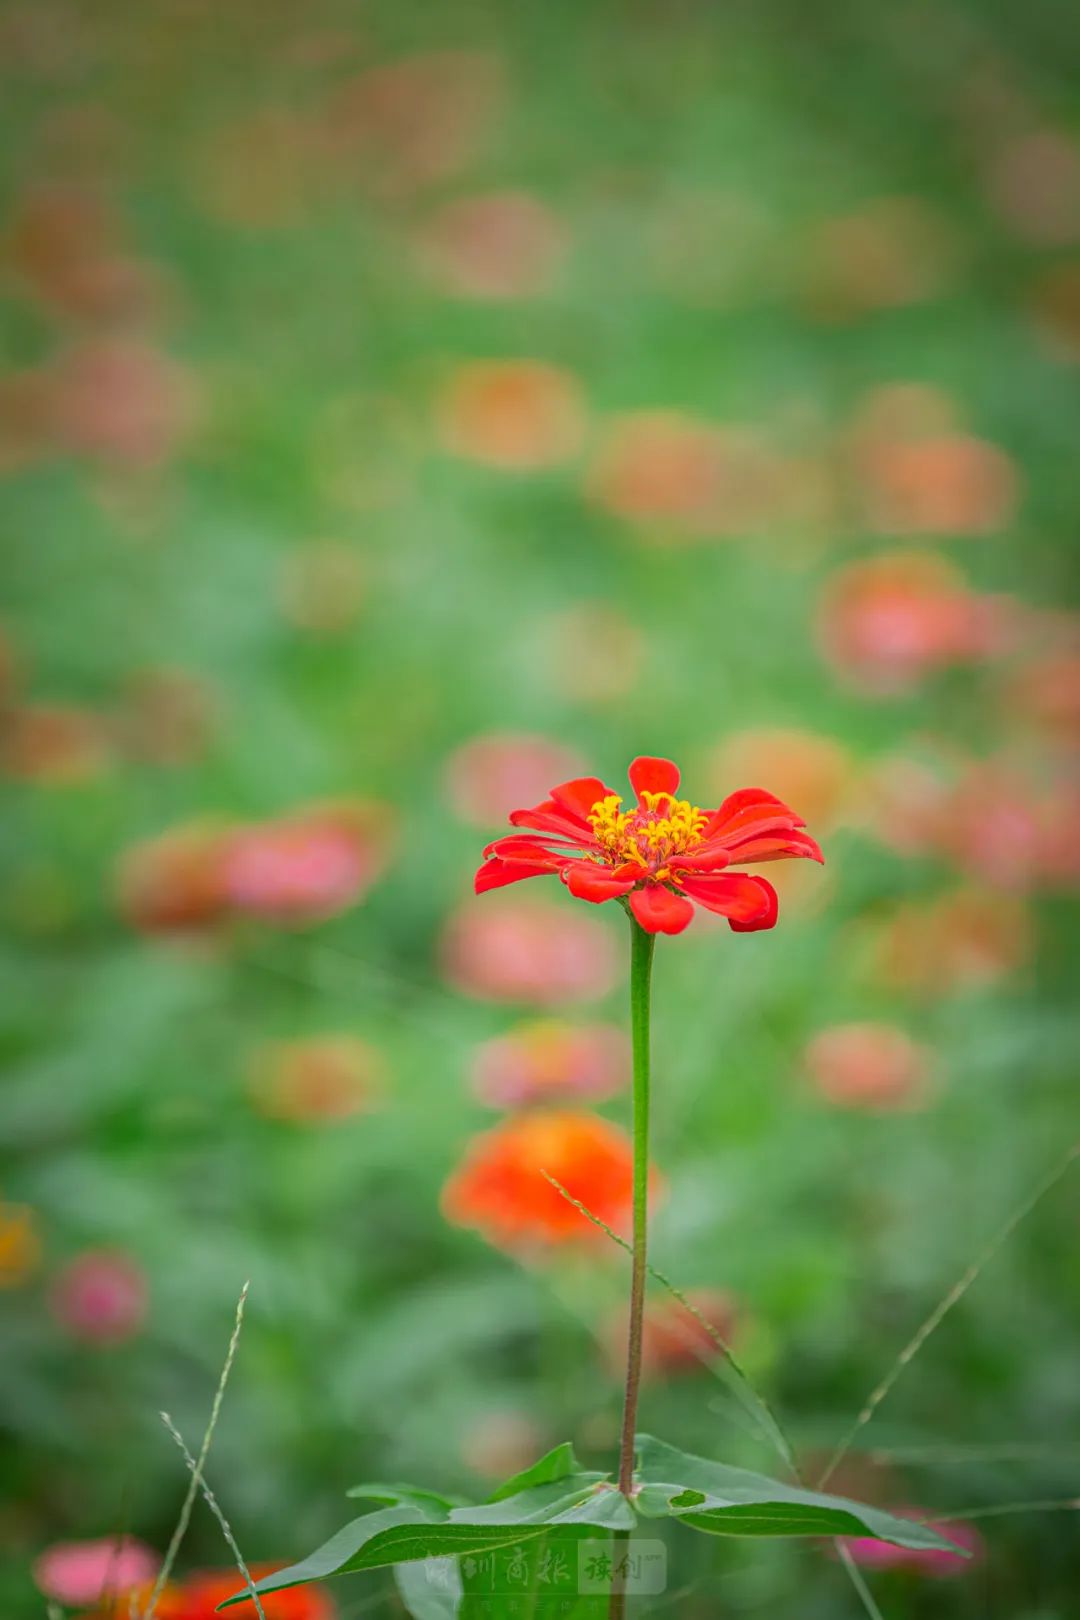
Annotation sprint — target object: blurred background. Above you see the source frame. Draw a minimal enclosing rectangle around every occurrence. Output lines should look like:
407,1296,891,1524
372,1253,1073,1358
2,1,1079,1615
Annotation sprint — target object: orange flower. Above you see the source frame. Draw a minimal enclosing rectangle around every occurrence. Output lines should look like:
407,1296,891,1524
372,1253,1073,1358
116,821,230,934
442,1111,653,1251
476,755,822,936
0,1202,41,1287
436,359,586,469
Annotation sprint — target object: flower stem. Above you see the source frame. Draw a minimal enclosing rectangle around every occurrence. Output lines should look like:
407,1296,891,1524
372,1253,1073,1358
610,914,655,1618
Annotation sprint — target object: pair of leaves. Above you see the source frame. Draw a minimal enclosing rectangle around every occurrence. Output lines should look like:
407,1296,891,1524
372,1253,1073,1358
219,1436,964,1613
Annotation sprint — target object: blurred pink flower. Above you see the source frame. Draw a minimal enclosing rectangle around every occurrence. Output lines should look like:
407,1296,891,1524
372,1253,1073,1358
471,1020,629,1109
50,1250,148,1345
436,359,587,470
804,1023,932,1111
50,338,196,468
416,190,567,300
441,893,618,1004
248,1035,385,1123
445,733,585,827
327,50,504,197
224,803,389,926
987,129,1080,246
33,1536,159,1606
836,1512,983,1576
816,552,1014,694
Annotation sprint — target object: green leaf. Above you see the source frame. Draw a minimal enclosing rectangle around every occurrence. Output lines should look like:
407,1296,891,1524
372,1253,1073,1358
394,1557,462,1619
346,1481,461,1513
633,1435,967,1554
485,1441,586,1502
218,1472,633,1608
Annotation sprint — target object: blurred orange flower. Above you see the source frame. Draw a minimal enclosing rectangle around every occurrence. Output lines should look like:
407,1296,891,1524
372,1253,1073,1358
2,703,109,784
470,1020,629,1109
442,1110,653,1251
0,1202,41,1286
117,821,230,935
804,1023,932,1111
705,728,852,830
248,1036,385,1124
436,359,586,469
871,888,1032,995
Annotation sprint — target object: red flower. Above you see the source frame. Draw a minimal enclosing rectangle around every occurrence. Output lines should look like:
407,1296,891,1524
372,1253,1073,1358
475,755,822,937
175,1566,336,1618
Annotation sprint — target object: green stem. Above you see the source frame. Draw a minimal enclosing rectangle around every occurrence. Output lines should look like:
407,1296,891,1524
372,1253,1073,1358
610,914,655,1618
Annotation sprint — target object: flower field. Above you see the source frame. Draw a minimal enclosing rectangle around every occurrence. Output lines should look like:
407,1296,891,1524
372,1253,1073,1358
1,2,1078,1616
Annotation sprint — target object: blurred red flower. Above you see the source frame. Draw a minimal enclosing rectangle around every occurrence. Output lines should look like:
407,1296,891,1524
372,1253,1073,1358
175,1565,336,1618
605,1288,740,1380
476,755,821,936
442,1110,653,1251
49,1249,148,1345
436,359,586,469
441,893,618,1003
804,1023,932,1111
817,552,1013,693
224,802,389,926
470,1020,629,1109
836,1514,983,1577
445,733,585,827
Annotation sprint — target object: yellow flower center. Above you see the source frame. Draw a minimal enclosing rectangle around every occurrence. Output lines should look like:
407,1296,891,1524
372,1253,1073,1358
588,790,709,873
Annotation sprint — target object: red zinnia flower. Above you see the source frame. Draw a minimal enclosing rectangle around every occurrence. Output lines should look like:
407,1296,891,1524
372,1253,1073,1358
475,755,822,936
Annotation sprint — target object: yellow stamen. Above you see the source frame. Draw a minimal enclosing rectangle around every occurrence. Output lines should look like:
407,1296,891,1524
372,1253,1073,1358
588,791,709,873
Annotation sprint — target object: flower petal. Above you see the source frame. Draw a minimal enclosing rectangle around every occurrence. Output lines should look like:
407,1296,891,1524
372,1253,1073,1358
509,799,597,842
474,855,565,894
724,830,825,865
549,777,620,823
562,861,638,903
484,832,583,860
676,871,778,929
702,787,804,839
629,883,694,934
628,756,681,801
